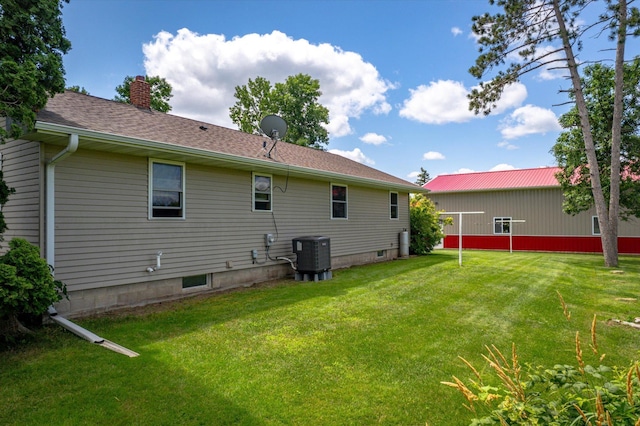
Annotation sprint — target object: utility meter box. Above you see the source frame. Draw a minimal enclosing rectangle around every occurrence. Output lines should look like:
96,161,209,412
292,236,331,274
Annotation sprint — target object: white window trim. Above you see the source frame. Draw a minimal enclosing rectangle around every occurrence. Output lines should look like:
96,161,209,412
331,183,348,220
148,158,186,220
390,191,399,220
493,217,511,235
592,216,601,235
252,172,273,212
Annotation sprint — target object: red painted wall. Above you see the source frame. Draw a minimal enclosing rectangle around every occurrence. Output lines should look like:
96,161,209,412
443,235,640,254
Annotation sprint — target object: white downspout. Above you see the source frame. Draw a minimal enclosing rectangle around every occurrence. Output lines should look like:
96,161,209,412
46,134,78,271
43,134,139,357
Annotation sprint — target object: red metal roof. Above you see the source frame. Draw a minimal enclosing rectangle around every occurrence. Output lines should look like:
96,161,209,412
423,167,561,192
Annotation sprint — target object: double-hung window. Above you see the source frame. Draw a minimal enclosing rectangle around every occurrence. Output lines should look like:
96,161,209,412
149,159,185,219
493,217,511,234
331,184,347,219
390,192,399,219
253,173,272,211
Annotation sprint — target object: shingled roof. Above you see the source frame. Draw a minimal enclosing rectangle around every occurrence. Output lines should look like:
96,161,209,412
30,90,423,193
424,167,561,193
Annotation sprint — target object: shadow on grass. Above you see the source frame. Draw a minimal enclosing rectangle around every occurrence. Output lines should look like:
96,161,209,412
2,251,639,425
1,253,454,355
1,253,455,425
73,252,455,347
0,327,264,425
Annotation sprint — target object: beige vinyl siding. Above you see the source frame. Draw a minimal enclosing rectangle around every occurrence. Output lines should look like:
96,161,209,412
1,139,42,247
52,148,410,292
269,179,408,257
429,188,640,237
615,218,640,236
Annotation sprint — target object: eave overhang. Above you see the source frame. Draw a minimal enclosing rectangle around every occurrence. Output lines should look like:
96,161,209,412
31,121,427,194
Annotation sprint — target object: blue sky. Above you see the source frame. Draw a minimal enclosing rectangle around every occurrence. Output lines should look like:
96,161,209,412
60,0,639,182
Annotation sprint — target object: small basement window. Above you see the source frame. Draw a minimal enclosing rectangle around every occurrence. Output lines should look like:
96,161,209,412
182,274,208,289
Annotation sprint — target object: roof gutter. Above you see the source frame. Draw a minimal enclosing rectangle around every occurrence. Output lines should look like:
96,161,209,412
46,133,78,270
34,122,427,194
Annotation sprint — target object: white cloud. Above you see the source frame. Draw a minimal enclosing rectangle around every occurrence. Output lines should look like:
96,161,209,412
489,163,516,171
399,80,526,124
505,44,568,81
423,151,445,160
451,27,463,36
360,132,387,145
453,168,475,174
399,80,474,124
142,29,394,137
499,104,562,140
491,83,528,114
407,170,420,180
328,148,375,165
534,45,568,80
497,141,519,150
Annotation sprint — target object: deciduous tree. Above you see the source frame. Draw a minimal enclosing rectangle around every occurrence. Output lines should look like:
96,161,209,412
552,60,640,220
230,74,330,149
0,0,70,238
410,194,447,255
469,0,639,267
66,85,90,94
0,0,71,143
229,76,275,136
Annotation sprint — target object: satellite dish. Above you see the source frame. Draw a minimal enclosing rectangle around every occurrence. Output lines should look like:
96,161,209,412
259,115,287,140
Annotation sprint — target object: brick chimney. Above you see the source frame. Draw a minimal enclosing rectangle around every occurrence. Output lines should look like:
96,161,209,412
130,75,151,109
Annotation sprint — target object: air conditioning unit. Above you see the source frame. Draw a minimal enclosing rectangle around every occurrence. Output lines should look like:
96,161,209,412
292,236,331,274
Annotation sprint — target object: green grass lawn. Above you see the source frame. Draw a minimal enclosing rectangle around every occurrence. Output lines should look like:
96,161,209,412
2,250,639,425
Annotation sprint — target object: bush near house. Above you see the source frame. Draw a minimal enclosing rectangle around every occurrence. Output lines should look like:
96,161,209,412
0,238,66,339
410,194,447,255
